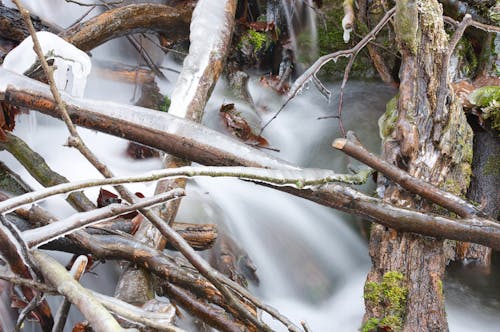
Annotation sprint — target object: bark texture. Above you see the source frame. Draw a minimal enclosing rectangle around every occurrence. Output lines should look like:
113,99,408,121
457,128,500,265
363,1,473,331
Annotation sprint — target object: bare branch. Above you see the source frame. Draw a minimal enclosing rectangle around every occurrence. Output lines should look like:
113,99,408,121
66,0,123,7
332,132,483,218
31,251,125,331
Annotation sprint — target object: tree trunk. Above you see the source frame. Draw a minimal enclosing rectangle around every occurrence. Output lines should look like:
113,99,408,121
363,1,473,331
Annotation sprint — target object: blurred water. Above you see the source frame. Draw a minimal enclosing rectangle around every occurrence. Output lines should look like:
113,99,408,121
2,1,500,331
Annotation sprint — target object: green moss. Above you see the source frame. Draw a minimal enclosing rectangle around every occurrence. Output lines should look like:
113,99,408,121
159,95,171,113
380,315,403,331
363,271,407,332
490,2,500,24
395,0,418,54
378,94,399,139
469,86,500,131
437,279,443,297
239,28,271,53
361,318,380,332
455,38,479,78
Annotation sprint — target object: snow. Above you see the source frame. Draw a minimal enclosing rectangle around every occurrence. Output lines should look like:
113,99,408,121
2,31,91,98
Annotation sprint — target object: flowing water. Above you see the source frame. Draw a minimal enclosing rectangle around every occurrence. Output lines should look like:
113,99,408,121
2,1,500,331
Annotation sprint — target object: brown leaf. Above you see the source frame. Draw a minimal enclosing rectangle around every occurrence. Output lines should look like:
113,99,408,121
0,101,21,133
219,103,269,147
259,75,290,95
126,142,159,159
72,322,92,332
97,189,121,208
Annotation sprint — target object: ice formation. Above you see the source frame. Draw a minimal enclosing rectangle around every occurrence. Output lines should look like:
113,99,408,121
2,31,91,98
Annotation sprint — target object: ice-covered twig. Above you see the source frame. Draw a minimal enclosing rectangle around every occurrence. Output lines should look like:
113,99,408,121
260,7,396,133
22,189,185,248
52,256,88,332
30,251,128,331
0,166,371,214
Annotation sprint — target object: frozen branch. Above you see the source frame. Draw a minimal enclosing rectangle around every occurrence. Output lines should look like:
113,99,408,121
30,251,126,331
22,189,184,248
52,255,88,332
0,166,370,214
91,292,183,332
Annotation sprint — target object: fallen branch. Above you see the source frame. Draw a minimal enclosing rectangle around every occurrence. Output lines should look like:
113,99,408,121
332,132,483,218
52,255,88,332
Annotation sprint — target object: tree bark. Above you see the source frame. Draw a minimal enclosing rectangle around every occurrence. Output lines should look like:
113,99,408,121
363,1,473,331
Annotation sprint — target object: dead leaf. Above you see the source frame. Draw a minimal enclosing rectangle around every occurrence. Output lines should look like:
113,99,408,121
219,103,269,147
260,74,290,95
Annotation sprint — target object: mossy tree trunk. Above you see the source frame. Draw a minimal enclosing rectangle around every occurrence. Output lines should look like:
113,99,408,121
363,1,473,331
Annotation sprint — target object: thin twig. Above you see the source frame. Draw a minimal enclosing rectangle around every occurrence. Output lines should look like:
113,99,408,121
260,7,396,134
22,189,184,248
66,0,123,7
443,16,500,33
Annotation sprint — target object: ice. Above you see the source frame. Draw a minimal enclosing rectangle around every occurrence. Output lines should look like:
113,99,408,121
2,31,91,98
168,0,231,118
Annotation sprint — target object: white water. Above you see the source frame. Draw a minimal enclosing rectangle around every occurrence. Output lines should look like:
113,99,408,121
2,1,500,331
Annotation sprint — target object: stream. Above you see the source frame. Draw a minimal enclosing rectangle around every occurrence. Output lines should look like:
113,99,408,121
2,1,500,331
